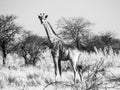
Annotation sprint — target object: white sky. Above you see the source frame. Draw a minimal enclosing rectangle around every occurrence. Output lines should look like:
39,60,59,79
0,0,120,37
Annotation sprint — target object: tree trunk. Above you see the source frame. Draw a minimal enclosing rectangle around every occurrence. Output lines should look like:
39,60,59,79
32,56,38,66
23,55,28,65
32,59,36,66
2,45,7,66
3,57,6,66
76,39,80,50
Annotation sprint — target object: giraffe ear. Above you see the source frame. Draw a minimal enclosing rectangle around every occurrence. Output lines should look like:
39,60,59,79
45,15,48,19
38,15,40,19
38,15,43,24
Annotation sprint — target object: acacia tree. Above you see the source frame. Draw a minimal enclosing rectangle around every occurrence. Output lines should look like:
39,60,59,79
100,32,114,47
86,35,105,52
86,32,116,53
57,17,92,50
0,15,21,65
13,31,47,66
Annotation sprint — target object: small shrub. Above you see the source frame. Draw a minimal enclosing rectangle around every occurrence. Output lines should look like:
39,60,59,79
8,76,16,85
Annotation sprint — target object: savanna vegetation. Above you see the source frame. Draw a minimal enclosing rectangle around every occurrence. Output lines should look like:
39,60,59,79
0,14,120,90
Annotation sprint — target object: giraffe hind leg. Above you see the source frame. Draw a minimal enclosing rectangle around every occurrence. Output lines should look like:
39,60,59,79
76,65,83,81
70,59,76,83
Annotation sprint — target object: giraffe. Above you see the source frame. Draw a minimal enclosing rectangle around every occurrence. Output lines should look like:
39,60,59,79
38,13,60,77
38,13,83,82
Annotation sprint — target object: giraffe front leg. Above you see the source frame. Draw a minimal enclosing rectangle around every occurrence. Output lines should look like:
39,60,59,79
57,59,64,82
58,59,62,76
73,69,76,83
51,52,57,82
53,58,57,81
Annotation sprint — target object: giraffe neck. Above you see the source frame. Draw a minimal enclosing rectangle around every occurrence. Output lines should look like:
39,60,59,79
47,21,61,39
45,21,61,42
43,22,53,48
42,20,63,48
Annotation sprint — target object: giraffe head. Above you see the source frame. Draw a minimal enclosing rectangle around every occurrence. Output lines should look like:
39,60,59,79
38,13,48,24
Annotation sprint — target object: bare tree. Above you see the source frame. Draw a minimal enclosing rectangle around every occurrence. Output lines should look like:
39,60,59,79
0,15,21,65
57,17,92,50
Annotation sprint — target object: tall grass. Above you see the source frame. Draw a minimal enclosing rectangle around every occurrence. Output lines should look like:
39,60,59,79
0,48,120,90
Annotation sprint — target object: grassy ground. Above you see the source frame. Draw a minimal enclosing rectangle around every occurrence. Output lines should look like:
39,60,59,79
0,49,120,90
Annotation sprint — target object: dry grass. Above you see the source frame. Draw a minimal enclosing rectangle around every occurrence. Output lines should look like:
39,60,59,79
0,49,120,90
